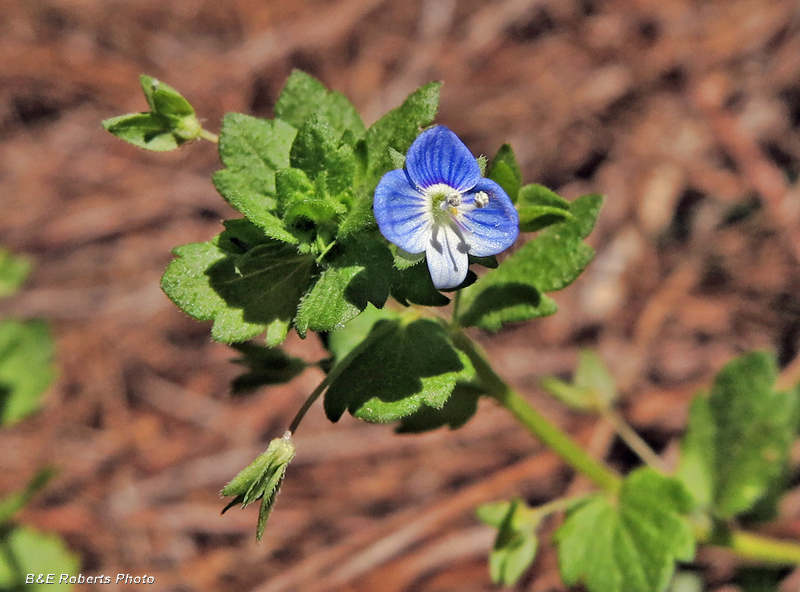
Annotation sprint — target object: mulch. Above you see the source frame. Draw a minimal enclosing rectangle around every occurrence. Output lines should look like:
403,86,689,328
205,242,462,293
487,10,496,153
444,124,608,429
3,0,800,590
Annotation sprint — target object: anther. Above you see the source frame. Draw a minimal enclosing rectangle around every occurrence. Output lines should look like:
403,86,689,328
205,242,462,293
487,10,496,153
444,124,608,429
474,191,489,208
446,192,462,207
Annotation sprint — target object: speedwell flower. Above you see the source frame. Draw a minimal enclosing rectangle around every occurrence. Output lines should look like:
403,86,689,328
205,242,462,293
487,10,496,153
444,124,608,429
373,125,519,290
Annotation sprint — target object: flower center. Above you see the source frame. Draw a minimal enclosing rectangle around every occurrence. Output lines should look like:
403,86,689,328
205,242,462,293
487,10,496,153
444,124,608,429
423,183,491,233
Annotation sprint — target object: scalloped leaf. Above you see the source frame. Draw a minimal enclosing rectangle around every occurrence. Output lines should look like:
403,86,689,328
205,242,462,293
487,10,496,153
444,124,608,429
556,468,695,592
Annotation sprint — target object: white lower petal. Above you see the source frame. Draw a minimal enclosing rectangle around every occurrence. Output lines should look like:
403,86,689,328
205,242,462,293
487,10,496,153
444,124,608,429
426,223,469,289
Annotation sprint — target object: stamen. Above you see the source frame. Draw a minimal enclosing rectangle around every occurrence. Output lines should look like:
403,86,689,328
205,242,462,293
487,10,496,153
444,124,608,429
446,193,462,207
474,191,489,208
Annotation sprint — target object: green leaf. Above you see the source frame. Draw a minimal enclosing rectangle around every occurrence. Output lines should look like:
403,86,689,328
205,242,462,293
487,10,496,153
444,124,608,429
469,254,498,269
103,76,202,150
487,144,522,203
516,184,575,232
391,261,451,307
325,303,401,360
274,70,365,141
161,238,315,345
324,318,474,423
458,193,602,331
388,146,406,170
678,352,796,518
289,115,357,196
336,188,378,240
0,320,56,425
0,527,79,591
229,343,307,395
476,498,541,586
395,383,483,433
0,249,32,299
295,238,393,335
362,82,441,188
490,524,538,585
476,500,515,529
541,349,617,412
677,396,715,509
278,169,347,228
140,75,195,118
213,113,297,217
102,112,184,151
0,468,55,525
391,245,425,270
221,433,295,540
477,155,488,176
555,468,695,592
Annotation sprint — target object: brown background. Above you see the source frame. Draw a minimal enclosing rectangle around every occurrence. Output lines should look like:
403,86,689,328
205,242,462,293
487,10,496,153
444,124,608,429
3,0,800,590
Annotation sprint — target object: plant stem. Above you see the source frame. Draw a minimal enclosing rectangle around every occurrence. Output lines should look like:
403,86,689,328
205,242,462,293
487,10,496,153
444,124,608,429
450,328,621,493
448,328,800,565
602,409,669,473
715,528,800,565
199,128,219,143
288,320,396,434
452,289,462,321
288,377,331,434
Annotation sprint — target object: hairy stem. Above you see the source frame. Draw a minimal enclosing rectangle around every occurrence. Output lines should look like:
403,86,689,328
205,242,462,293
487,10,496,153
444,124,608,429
450,328,621,493
199,128,219,143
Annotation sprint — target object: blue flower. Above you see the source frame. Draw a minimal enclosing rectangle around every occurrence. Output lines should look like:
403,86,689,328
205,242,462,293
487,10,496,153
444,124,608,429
373,125,519,290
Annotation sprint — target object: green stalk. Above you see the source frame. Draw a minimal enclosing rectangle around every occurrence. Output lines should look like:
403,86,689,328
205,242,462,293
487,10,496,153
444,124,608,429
198,128,219,143
450,328,621,493
445,326,800,565
710,528,800,565
288,320,396,434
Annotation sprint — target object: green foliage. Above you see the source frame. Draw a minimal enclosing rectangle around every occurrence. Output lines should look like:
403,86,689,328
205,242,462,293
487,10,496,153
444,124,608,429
540,349,617,413
0,250,31,299
161,237,315,345
0,527,79,591
229,343,307,395
458,193,602,330
222,433,296,541
213,113,296,216
290,115,356,195
294,238,393,336
395,383,483,433
324,318,475,423
476,499,540,586
487,144,523,203
0,471,76,591
361,82,441,188
555,468,695,592
102,75,203,151
390,259,451,307
324,304,399,360
0,469,55,526
678,352,796,518
0,319,56,425
274,70,365,140
516,184,575,232
161,74,449,346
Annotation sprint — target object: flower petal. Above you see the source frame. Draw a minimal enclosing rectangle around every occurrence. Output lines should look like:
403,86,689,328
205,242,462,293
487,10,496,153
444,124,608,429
373,169,432,254
406,126,481,192
461,178,520,257
426,222,470,289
